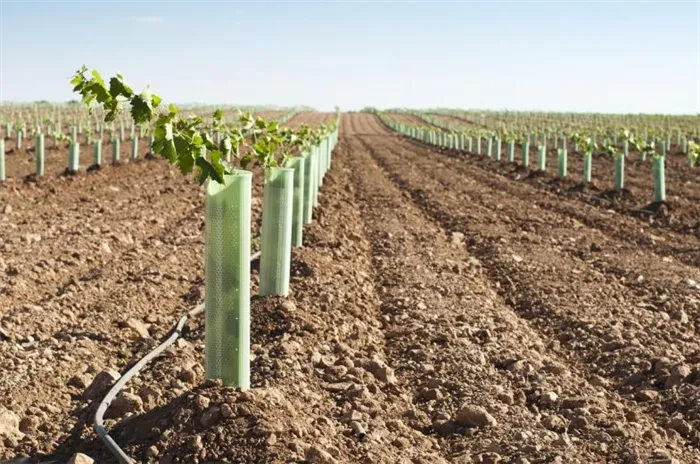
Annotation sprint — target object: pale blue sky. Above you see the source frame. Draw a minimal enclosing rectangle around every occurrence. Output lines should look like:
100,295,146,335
1,1,699,114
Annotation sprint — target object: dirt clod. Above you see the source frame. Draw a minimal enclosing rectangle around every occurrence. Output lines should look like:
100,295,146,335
455,405,497,428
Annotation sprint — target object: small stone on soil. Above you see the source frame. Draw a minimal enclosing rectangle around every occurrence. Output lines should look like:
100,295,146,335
455,405,497,428
83,368,120,399
200,406,221,428
108,391,143,418
0,407,22,439
124,317,150,339
67,453,94,464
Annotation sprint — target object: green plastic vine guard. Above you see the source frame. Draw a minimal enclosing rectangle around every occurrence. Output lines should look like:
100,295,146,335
623,140,628,157
522,142,530,167
507,141,515,162
71,126,77,143
557,148,568,178
0,140,5,182
131,137,138,160
317,139,325,181
660,140,667,157
303,151,314,224
537,145,546,171
112,138,120,163
495,139,502,161
205,171,251,389
583,152,592,183
467,137,473,152
653,156,666,202
487,138,493,158
476,137,481,155
285,156,305,247
94,140,102,167
259,167,294,297
323,137,330,176
68,142,80,173
315,144,324,189
36,134,45,177
16,130,22,150
614,155,625,190
311,147,320,208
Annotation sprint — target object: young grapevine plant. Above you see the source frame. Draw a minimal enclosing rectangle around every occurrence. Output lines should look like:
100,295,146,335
70,66,329,184
571,132,597,153
689,141,700,167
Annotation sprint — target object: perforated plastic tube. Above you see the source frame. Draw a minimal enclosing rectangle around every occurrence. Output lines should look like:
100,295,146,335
653,156,666,202
303,152,314,224
316,143,325,187
285,156,305,247
322,138,329,180
537,145,546,171
205,171,251,388
35,134,45,177
312,147,320,208
0,140,5,182
112,138,120,163
557,148,568,178
94,140,102,167
507,141,515,162
68,142,80,173
583,152,592,183
259,167,294,297
614,155,625,190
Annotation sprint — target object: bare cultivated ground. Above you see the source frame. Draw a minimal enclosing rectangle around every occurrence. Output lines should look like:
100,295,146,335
1,113,699,463
0,112,327,461
390,112,700,237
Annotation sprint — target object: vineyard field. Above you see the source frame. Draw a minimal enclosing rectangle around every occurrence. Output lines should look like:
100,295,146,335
1,112,700,463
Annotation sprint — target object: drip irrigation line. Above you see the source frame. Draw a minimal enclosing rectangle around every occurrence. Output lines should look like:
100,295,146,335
94,250,261,464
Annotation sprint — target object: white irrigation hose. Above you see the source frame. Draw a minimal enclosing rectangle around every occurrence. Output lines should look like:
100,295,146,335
94,250,261,464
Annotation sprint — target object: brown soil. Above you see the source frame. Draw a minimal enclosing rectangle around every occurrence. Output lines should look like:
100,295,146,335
403,117,700,238
2,113,700,464
385,113,441,131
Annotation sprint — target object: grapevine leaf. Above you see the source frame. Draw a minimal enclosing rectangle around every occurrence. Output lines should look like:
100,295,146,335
177,147,195,175
109,76,133,99
151,93,162,108
195,153,225,185
130,89,154,124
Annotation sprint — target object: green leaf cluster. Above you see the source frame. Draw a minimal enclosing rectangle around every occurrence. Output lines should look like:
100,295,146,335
70,66,336,184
